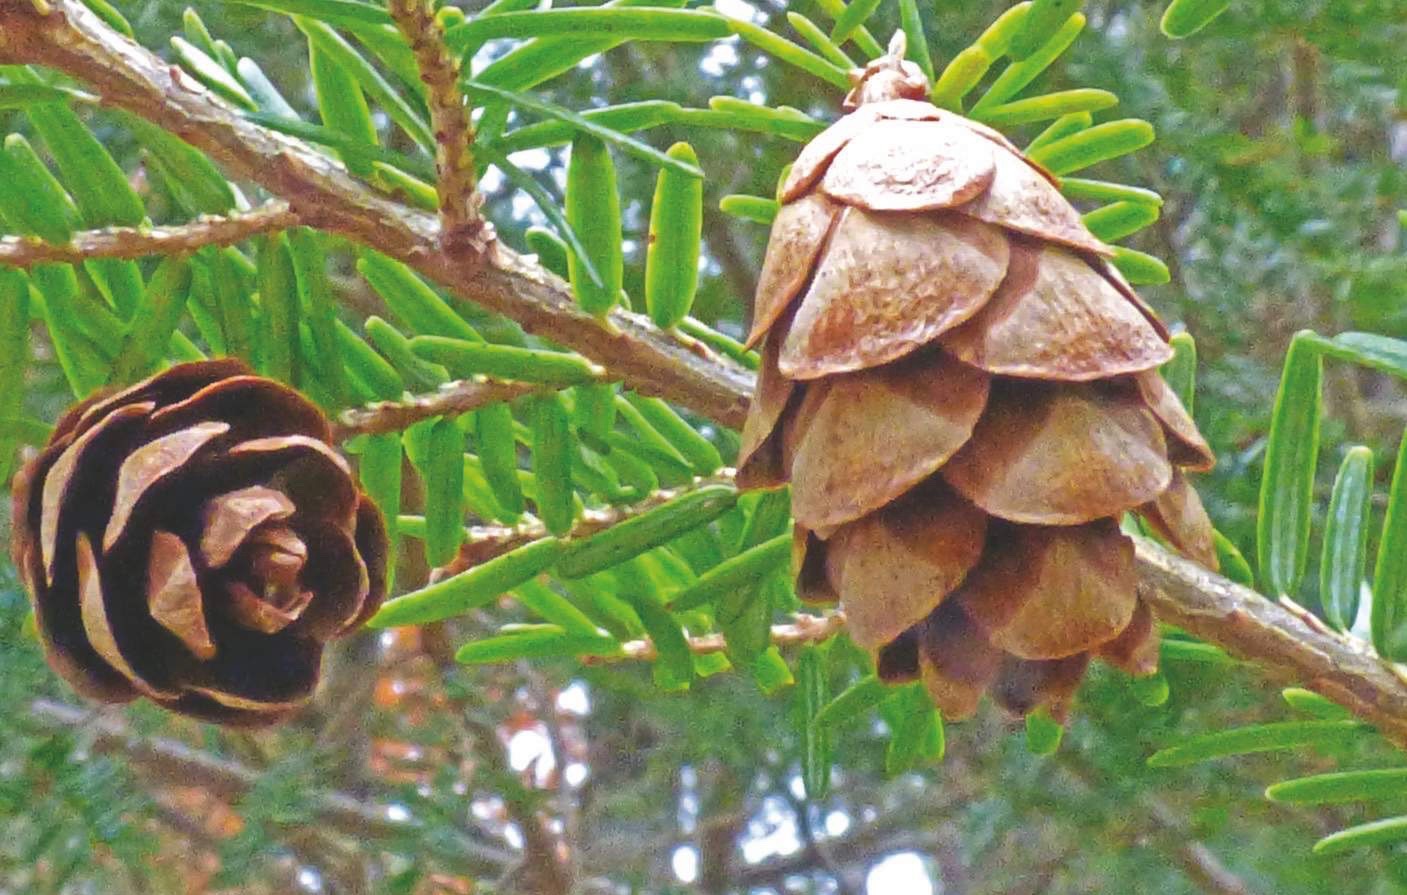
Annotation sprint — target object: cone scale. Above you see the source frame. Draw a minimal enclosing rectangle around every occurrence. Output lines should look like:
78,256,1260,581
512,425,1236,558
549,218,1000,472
738,45,1216,722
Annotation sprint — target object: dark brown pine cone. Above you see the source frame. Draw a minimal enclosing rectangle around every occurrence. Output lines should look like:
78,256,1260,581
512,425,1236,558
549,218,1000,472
738,50,1217,723
10,359,387,726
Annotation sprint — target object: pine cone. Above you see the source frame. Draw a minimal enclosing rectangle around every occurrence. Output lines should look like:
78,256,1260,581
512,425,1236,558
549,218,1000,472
10,359,388,726
738,53,1217,722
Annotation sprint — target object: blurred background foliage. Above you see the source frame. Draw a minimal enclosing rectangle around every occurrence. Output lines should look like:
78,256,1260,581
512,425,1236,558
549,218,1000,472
1,0,1406,893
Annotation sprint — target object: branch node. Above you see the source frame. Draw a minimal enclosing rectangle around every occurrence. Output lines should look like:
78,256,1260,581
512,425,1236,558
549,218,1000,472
334,377,540,439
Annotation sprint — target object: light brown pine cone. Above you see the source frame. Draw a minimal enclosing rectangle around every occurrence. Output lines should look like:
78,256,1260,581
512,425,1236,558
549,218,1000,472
738,53,1217,722
10,359,387,726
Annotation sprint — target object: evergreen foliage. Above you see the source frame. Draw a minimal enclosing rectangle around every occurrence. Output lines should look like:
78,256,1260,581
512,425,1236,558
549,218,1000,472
0,0,1405,891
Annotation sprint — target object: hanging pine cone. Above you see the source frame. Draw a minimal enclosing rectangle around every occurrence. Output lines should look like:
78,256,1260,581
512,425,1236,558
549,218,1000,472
737,48,1217,722
10,359,387,726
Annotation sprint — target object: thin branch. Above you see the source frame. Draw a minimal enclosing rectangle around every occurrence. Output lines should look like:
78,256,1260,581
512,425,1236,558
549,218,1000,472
596,537,1407,744
27,698,515,871
0,0,754,428
442,466,1407,744
727,763,985,889
0,201,297,268
334,377,539,438
9,0,1407,745
1174,841,1255,895
781,787,860,895
385,0,486,254
1135,541,1407,747
586,611,847,664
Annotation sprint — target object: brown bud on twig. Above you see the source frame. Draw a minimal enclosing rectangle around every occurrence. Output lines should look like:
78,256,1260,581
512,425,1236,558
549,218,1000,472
10,360,388,726
739,55,1217,723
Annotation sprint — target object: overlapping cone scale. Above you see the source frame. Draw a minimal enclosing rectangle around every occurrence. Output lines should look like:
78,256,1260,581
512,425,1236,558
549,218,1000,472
11,359,387,726
739,62,1217,724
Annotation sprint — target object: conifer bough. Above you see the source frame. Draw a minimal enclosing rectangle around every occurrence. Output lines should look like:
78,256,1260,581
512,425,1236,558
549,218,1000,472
10,360,388,725
738,41,1217,723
